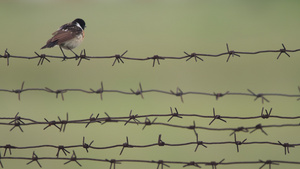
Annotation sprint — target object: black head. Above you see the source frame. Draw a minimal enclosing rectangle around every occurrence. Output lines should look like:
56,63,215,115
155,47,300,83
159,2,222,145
73,18,86,30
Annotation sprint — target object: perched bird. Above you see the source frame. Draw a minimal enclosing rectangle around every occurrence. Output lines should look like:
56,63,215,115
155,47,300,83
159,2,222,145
41,18,86,60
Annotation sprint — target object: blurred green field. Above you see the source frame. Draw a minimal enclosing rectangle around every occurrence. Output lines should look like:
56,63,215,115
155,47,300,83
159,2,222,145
0,0,300,169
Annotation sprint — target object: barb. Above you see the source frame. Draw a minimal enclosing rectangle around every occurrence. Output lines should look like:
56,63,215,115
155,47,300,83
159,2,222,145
64,150,81,166
56,145,70,157
167,107,182,122
208,108,227,125
170,87,184,103
124,110,140,126
1,44,300,65
120,136,133,155
112,50,127,66
259,160,280,169
8,112,25,132
226,43,240,62
85,113,101,128
58,113,68,132
233,133,247,152
205,159,225,169
194,130,207,152
247,89,270,104
277,44,290,59
26,151,42,168
278,141,295,155
82,137,94,153
35,52,50,66
130,83,144,99
1,82,300,102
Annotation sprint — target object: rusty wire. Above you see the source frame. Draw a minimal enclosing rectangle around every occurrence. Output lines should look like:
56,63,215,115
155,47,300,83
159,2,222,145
0,82,299,103
0,44,299,66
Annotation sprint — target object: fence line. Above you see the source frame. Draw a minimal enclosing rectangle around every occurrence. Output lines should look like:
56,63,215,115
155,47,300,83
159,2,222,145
1,82,300,103
1,111,299,134
1,154,300,168
0,44,299,66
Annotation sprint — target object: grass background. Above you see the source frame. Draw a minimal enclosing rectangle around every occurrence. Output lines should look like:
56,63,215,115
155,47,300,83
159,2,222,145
0,0,300,169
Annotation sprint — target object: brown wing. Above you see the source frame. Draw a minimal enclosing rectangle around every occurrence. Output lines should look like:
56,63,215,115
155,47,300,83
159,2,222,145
49,30,76,45
41,30,75,49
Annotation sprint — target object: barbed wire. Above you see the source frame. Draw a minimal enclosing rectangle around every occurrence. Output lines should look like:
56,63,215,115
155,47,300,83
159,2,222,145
1,131,299,157
1,153,300,169
0,82,300,103
0,44,299,66
1,109,299,134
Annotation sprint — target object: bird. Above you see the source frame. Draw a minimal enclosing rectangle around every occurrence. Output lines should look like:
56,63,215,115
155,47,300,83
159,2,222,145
41,18,86,60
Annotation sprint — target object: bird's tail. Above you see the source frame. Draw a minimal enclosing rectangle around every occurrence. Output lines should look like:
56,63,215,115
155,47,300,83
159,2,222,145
41,40,58,49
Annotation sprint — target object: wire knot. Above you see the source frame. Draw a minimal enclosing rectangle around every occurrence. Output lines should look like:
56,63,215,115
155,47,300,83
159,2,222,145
26,151,42,168
120,136,133,155
85,113,101,128
230,127,249,136
4,144,15,156
226,43,240,62
156,160,170,169
250,123,268,135
90,81,104,100
82,137,94,152
259,160,279,169
2,48,11,65
233,133,247,152
58,113,69,132
248,89,269,104
149,55,165,67
45,87,67,100
125,110,140,125
214,91,229,100
64,150,81,166
112,50,127,66
130,83,144,99
278,141,295,155
77,49,90,66
56,145,70,157
158,134,165,146
143,117,157,130
261,107,272,119
35,52,50,66
170,87,184,102
277,44,290,59
9,112,25,132
44,118,60,131
184,51,203,62
209,108,227,125
168,107,182,122
183,161,201,168
205,159,225,169
106,159,121,169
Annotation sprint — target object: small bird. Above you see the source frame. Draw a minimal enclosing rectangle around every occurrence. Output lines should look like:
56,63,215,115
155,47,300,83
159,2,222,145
41,18,86,60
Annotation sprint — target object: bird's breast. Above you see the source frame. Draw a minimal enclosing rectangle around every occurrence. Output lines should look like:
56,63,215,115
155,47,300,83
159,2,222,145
60,34,84,50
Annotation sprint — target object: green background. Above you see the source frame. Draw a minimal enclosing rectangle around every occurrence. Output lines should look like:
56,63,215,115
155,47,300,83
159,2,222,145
0,0,300,169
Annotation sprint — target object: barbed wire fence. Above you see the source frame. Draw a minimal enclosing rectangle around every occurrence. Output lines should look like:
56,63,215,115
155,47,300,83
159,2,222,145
1,106,300,168
0,81,300,102
1,107,300,133
1,44,300,168
0,44,299,66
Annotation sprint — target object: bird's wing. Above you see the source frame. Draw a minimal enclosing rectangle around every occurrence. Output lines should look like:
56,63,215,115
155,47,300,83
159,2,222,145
48,30,75,45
